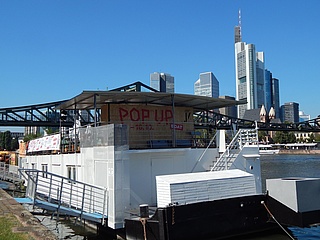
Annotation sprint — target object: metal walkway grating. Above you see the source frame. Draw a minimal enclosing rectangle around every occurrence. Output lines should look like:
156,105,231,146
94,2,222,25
17,169,108,224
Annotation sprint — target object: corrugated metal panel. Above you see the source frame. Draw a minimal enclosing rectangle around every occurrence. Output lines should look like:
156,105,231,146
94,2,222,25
156,169,257,207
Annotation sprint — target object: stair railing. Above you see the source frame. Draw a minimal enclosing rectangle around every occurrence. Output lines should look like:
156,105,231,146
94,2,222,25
210,128,259,172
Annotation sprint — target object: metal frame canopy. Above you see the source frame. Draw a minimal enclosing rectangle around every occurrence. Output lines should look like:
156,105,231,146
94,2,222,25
58,91,244,111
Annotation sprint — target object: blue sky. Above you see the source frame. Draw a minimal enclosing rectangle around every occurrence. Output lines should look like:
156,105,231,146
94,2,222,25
0,0,319,126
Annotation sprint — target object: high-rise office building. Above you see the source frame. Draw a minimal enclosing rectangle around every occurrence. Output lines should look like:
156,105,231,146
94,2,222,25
194,72,219,98
265,70,272,112
234,18,265,118
219,96,237,118
271,78,280,118
265,70,280,118
150,72,174,93
281,102,299,123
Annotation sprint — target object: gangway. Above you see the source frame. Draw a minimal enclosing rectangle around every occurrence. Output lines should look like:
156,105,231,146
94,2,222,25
0,162,23,184
15,169,108,225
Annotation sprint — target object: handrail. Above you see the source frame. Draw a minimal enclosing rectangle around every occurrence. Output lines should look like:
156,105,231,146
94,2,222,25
210,128,259,172
190,131,218,173
19,169,108,224
210,129,242,171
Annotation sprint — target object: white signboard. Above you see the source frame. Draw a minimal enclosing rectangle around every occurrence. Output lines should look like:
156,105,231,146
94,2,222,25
27,134,61,153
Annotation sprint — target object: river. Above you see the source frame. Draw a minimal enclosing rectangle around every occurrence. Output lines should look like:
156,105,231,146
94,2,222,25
259,154,320,240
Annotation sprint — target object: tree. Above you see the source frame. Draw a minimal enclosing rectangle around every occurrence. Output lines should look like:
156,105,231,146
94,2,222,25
0,132,3,150
308,133,315,143
44,127,58,135
3,131,11,150
258,131,268,142
23,133,41,142
273,131,296,144
10,137,19,151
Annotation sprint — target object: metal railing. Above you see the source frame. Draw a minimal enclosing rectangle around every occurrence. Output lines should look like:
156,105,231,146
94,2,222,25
19,169,108,224
210,128,258,171
0,162,22,184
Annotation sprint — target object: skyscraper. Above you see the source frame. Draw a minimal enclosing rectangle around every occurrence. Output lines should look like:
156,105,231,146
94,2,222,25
194,72,219,98
281,102,299,123
265,70,280,118
265,70,272,112
234,18,265,118
271,78,280,118
150,72,174,93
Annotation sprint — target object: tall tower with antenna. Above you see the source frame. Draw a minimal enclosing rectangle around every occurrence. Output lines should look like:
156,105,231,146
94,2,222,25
234,9,242,43
234,9,266,118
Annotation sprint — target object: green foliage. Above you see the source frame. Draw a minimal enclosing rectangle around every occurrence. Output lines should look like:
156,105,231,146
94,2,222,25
10,137,19,151
0,132,3,150
308,133,315,142
0,131,18,151
3,131,11,150
23,133,41,142
258,131,268,142
44,127,58,135
273,131,296,144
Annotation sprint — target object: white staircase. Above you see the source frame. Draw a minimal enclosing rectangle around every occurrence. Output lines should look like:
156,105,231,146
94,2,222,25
210,128,259,172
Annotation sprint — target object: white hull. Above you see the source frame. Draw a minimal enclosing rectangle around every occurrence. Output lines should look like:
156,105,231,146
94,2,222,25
259,149,280,155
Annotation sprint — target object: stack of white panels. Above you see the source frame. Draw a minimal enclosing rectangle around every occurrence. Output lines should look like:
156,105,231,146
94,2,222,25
156,169,257,208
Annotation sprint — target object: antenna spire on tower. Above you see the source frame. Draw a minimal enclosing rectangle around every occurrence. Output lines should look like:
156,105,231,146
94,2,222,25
238,9,242,39
234,9,242,43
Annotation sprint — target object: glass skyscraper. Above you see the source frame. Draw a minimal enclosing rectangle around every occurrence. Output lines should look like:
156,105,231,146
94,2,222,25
265,70,280,118
281,102,299,123
194,72,219,98
235,29,265,118
150,72,174,93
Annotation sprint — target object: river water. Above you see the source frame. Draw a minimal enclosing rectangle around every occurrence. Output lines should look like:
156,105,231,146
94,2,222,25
259,154,320,240
2,154,320,239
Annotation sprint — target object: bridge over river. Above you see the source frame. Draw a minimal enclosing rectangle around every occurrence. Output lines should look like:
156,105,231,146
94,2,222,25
0,82,319,132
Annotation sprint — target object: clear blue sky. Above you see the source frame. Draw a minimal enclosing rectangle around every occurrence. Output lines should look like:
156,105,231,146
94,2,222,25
0,0,319,123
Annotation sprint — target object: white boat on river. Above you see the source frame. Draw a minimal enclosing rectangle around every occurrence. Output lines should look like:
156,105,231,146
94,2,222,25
259,144,280,155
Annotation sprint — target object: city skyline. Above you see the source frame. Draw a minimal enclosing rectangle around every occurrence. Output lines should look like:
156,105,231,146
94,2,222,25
0,1,319,126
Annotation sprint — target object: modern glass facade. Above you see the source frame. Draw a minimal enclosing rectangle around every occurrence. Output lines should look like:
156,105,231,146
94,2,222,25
265,70,280,119
235,41,265,118
194,72,219,98
281,102,299,123
150,72,174,93
271,78,280,118
265,70,272,112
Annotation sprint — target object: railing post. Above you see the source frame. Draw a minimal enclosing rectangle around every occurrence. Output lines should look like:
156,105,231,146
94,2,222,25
102,188,108,225
57,178,64,221
80,184,86,220
69,182,73,208
48,174,53,202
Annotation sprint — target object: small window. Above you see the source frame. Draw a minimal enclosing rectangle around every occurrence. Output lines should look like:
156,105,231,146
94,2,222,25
42,164,48,178
67,166,76,183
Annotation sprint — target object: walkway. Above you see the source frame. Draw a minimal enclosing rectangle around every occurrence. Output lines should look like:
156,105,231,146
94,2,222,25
0,188,57,239
0,162,23,184
17,169,108,225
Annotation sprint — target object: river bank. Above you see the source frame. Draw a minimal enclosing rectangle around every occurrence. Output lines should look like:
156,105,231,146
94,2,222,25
279,149,320,154
0,188,57,240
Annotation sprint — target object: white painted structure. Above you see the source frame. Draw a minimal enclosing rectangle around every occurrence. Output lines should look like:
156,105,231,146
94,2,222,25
259,144,280,155
267,178,320,213
156,169,258,208
22,124,219,229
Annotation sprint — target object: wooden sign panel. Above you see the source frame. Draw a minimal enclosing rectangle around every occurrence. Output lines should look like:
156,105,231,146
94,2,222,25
101,104,194,148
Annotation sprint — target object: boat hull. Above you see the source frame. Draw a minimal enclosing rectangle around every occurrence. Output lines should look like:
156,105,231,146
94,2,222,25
125,194,275,240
